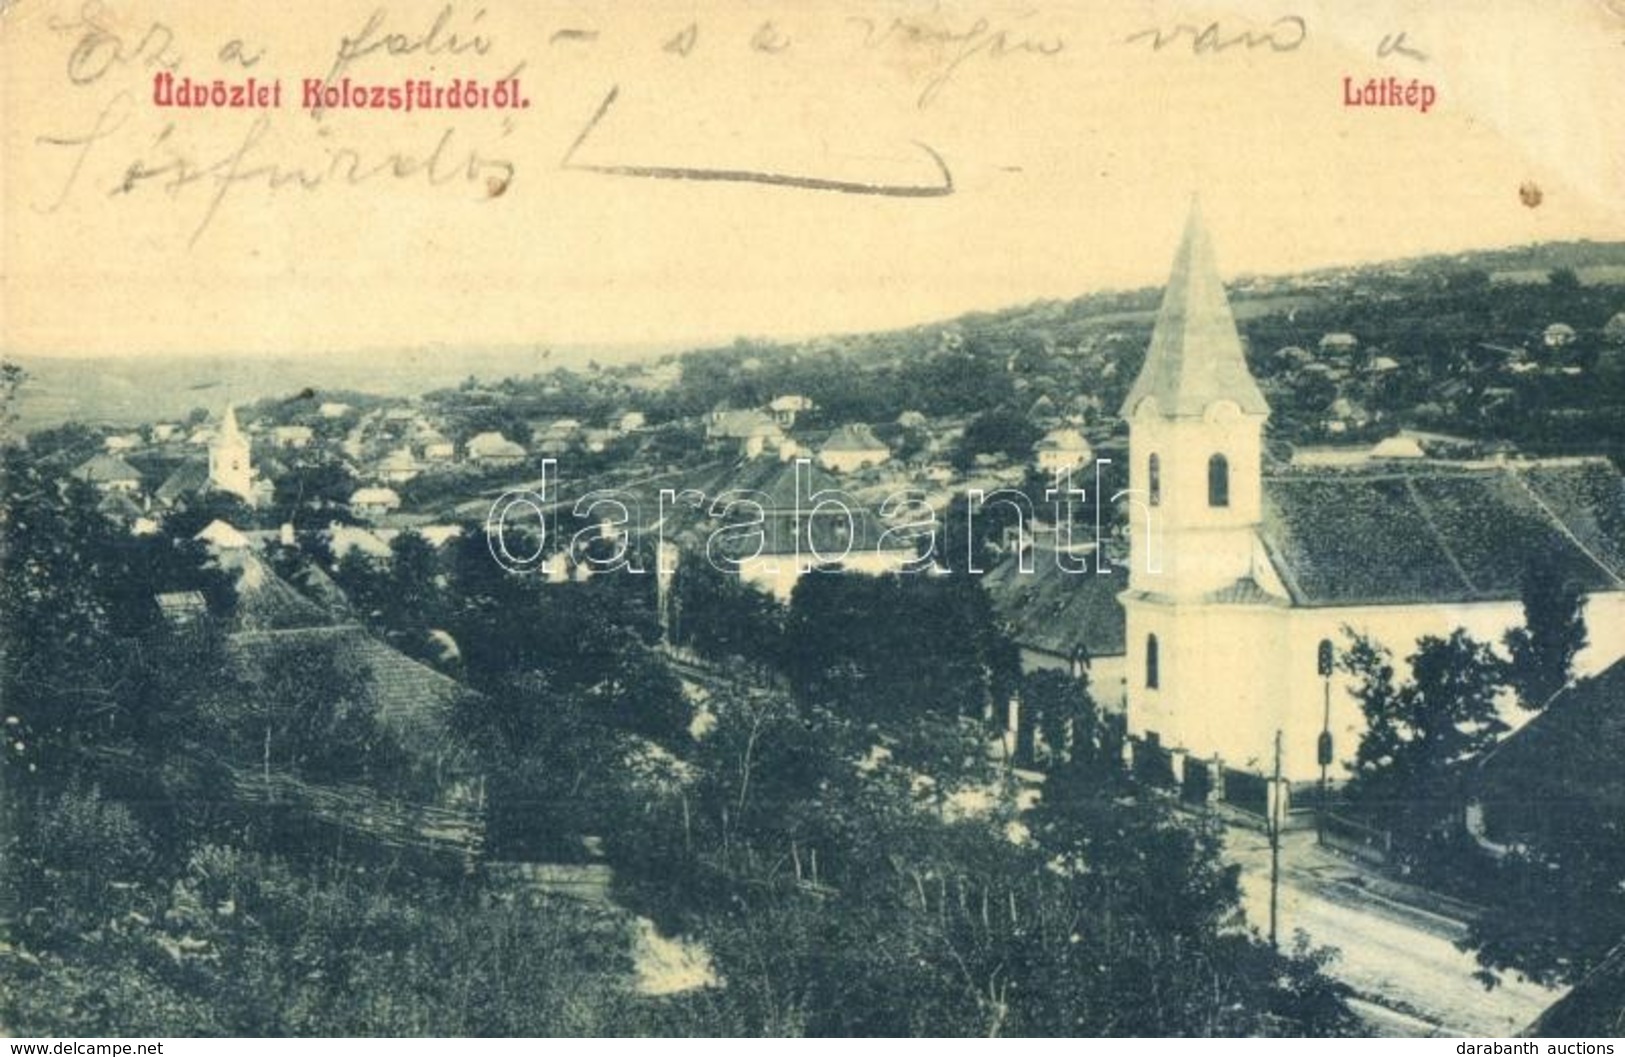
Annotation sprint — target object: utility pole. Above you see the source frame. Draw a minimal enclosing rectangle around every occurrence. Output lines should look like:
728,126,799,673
1269,727,1283,951
1317,640,1335,847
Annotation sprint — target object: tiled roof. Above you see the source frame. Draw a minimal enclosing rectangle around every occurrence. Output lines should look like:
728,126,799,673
1477,656,1625,832
821,424,888,453
708,409,777,438
717,457,843,512
1139,576,1289,607
716,509,912,558
72,453,141,484
466,432,525,458
96,490,144,520
1259,459,1625,606
1525,942,1625,1038
155,460,209,504
226,624,475,751
982,547,1127,659
215,549,333,631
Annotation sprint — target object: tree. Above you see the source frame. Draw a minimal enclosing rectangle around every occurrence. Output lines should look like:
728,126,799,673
0,361,26,445
669,556,783,666
1466,838,1625,989
953,407,1041,470
0,454,228,784
939,491,1028,575
1546,267,1582,295
269,458,358,525
1016,668,1113,773
782,574,1018,730
221,638,401,792
1503,559,1587,710
1341,629,1509,851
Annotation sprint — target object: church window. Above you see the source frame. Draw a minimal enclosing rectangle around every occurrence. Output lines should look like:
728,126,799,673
1145,633,1160,688
1208,454,1230,508
1149,454,1162,507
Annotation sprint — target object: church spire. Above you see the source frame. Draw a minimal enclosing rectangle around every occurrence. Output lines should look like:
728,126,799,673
1119,198,1269,419
217,404,243,445
208,403,255,503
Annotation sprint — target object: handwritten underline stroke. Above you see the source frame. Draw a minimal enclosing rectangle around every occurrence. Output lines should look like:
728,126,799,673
561,85,954,198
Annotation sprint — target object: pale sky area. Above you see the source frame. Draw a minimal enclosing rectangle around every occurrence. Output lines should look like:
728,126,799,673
3,0,1623,359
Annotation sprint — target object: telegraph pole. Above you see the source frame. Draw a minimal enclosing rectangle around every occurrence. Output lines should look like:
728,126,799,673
1317,640,1335,847
1269,728,1283,951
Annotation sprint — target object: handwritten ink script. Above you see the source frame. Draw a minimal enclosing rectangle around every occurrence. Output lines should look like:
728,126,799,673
24,2,1434,246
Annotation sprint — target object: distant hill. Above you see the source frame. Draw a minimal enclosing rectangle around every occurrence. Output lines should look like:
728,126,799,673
4,343,677,430
8,240,1623,429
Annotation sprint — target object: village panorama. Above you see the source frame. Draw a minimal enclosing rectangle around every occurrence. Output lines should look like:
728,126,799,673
4,204,1625,1038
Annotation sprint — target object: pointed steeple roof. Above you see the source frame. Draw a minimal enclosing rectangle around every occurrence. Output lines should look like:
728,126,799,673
216,404,245,447
1119,199,1269,419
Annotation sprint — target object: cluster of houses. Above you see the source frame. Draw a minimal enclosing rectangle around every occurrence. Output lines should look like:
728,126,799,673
54,205,1625,827
1272,311,1623,438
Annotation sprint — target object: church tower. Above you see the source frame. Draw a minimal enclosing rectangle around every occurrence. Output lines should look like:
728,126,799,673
1120,200,1269,597
208,405,255,503
1119,200,1273,763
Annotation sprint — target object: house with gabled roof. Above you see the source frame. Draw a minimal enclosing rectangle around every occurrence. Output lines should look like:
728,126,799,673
72,453,142,493
817,424,890,474
983,544,1127,711
464,431,526,466
703,457,920,601
1031,427,1091,474
1468,655,1625,855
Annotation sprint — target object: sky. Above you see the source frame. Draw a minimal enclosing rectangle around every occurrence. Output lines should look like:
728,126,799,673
3,0,1623,360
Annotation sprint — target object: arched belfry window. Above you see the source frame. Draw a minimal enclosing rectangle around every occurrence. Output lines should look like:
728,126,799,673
1208,454,1230,508
1148,454,1162,507
1145,634,1160,689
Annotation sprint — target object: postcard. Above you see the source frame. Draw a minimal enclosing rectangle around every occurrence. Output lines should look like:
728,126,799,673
2,0,1623,1041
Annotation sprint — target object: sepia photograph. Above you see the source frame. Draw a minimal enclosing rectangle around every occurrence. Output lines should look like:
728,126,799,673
1,0,1623,1042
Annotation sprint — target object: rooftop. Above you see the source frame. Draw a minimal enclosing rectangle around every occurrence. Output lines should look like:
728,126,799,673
1259,458,1625,607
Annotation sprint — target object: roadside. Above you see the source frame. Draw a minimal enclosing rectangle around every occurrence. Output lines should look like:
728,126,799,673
1222,822,1565,1037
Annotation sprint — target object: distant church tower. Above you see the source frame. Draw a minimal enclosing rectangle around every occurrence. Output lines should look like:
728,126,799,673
208,405,255,503
1119,200,1272,755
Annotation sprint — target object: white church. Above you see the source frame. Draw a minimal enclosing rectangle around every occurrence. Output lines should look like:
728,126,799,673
1114,203,1625,786
207,405,257,504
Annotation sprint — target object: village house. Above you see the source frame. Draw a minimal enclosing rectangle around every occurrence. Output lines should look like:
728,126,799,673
768,394,815,428
1031,426,1092,474
706,408,778,442
1543,322,1577,349
416,431,456,462
1317,332,1359,360
705,457,920,602
351,486,402,519
72,453,143,494
465,431,526,466
102,433,142,454
983,544,1127,712
376,448,421,484
817,424,890,474
272,425,315,449
1466,655,1625,860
